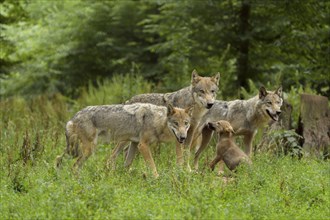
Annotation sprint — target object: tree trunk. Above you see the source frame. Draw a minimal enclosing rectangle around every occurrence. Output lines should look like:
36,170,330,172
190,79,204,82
237,0,251,90
297,94,330,158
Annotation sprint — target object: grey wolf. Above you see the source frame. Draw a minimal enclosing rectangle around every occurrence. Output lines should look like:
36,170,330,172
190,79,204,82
55,103,193,178
208,120,251,171
193,86,283,170
125,70,220,168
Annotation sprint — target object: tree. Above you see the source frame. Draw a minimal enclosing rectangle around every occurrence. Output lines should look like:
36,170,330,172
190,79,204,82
0,0,27,95
1,0,329,98
1,0,158,96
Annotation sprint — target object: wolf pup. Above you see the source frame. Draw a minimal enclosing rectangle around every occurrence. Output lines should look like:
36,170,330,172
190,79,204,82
125,70,220,168
55,103,193,178
193,86,283,170
208,120,251,172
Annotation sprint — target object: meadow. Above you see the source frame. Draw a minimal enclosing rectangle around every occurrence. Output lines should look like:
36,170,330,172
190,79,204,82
1,79,329,219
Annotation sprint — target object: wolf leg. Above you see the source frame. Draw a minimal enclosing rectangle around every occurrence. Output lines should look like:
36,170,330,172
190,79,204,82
184,124,202,171
243,132,254,156
193,126,213,170
209,155,222,171
185,123,196,150
124,142,139,168
138,141,159,178
55,152,66,168
217,160,225,175
175,142,184,166
107,141,128,169
184,146,192,172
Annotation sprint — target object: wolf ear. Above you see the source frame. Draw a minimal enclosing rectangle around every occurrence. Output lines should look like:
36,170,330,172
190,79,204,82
167,103,175,116
163,93,170,104
259,86,268,99
229,127,235,134
275,86,283,97
212,72,221,86
191,69,200,85
185,105,194,117
228,130,234,138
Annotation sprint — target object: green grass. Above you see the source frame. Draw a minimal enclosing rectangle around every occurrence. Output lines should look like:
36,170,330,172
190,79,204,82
1,92,329,219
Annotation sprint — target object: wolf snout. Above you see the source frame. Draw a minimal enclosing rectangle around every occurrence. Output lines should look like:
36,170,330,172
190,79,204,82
178,136,186,143
207,103,214,109
208,122,216,130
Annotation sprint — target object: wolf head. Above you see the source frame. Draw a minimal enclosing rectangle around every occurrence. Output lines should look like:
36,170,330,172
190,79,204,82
167,104,193,144
259,86,283,121
191,70,220,109
208,120,235,137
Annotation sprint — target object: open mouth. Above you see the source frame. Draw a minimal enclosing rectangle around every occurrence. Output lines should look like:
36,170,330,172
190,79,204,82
206,104,214,109
266,109,279,121
172,129,185,144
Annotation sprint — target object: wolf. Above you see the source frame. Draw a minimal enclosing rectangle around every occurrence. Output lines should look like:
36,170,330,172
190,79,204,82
193,86,283,170
124,69,220,168
55,103,193,178
208,120,252,172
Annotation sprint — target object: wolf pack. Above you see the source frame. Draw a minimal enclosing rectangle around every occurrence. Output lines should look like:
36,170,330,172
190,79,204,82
56,70,283,178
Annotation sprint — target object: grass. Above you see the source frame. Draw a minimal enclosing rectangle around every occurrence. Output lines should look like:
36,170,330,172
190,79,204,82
1,86,329,219
1,144,329,219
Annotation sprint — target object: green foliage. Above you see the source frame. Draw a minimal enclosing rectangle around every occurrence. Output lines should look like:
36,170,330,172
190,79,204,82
259,129,303,157
76,73,153,108
285,84,319,128
1,0,329,98
0,0,27,76
0,0,158,96
239,78,283,100
240,79,260,99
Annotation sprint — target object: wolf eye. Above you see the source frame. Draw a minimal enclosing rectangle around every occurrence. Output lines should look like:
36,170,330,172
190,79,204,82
199,89,205,94
211,90,215,93
174,122,179,126
184,121,189,126
267,101,272,105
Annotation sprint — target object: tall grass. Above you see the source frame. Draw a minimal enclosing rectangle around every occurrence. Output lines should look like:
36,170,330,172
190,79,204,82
77,74,153,106
0,77,329,219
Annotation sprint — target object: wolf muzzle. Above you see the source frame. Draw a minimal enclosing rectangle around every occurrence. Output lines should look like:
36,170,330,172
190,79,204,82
207,103,214,109
178,136,186,144
208,122,216,130
266,109,282,121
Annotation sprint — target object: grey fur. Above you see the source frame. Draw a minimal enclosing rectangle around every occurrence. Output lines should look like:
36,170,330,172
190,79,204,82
193,86,283,170
55,103,192,178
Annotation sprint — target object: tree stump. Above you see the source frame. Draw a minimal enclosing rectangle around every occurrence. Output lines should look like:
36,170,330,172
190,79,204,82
297,94,330,158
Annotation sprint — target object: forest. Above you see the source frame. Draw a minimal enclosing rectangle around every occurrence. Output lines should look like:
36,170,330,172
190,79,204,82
1,0,329,98
0,1,329,219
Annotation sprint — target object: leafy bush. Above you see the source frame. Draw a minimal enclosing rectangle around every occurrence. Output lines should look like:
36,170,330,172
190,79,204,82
258,129,303,157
